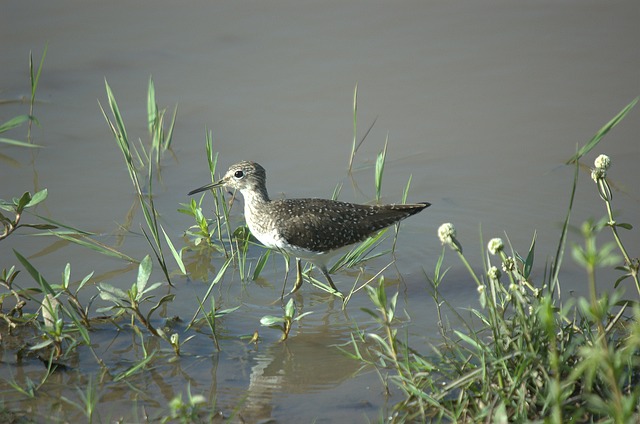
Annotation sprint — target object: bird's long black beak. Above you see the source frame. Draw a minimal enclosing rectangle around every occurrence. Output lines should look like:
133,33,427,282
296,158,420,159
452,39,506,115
187,179,225,196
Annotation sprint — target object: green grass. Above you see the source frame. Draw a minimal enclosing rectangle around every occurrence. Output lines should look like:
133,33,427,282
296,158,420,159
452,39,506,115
0,46,47,148
346,97,640,423
100,79,186,284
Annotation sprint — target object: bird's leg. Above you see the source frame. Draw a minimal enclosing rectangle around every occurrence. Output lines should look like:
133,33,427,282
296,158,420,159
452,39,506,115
290,258,304,294
319,265,340,293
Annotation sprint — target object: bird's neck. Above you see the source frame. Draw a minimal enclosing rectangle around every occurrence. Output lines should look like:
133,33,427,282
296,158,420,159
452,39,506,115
240,186,273,239
241,185,270,213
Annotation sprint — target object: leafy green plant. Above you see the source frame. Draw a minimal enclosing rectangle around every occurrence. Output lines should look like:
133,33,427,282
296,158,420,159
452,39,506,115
347,98,640,423
0,189,53,241
167,331,197,356
193,295,240,351
31,293,75,359
260,298,312,341
180,198,216,247
97,255,174,339
0,266,25,324
13,252,92,360
342,278,431,415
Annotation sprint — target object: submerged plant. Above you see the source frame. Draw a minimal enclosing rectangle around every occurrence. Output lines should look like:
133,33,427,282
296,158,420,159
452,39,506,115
60,376,100,424
163,384,208,424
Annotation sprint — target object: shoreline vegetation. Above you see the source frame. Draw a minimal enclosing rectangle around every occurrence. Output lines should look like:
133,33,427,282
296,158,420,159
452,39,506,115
1,51,639,422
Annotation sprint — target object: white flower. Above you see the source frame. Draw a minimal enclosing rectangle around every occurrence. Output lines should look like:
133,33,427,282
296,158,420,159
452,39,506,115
488,266,501,280
487,238,504,255
509,283,518,292
438,223,456,244
594,154,611,171
591,165,610,182
438,223,462,252
477,285,485,294
502,257,516,272
591,168,605,182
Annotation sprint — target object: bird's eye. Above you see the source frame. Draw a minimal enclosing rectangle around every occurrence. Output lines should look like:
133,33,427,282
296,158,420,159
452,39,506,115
234,170,244,179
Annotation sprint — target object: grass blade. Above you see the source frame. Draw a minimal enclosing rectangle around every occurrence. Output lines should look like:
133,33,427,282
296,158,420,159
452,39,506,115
161,224,186,275
147,76,157,136
566,97,638,164
253,249,271,280
13,249,55,296
51,232,137,262
164,104,178,151
0,137,43,148
30,43,48,105
0,115,32,132
375,135,388,201
188,255,234,326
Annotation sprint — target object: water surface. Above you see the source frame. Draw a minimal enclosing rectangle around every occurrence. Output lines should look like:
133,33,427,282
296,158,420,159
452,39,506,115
1,1,638,422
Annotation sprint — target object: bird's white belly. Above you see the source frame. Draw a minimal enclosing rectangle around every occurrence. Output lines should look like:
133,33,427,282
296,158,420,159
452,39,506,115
249,226,283,250
248,222,352,268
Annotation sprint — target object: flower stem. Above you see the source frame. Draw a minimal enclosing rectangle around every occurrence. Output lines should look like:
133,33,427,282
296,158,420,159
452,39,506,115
602,189,640,296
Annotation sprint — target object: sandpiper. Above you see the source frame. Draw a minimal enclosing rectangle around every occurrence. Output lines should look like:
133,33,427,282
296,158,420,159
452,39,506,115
188,161,430,294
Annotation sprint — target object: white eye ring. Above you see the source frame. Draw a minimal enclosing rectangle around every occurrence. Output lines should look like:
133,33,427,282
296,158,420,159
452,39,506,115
233,170,245,179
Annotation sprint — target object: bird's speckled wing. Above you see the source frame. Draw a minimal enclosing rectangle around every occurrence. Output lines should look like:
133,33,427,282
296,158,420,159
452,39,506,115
269,198,428,252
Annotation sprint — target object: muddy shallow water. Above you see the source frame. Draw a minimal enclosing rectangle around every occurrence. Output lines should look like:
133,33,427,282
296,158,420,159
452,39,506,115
1,1,639,422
